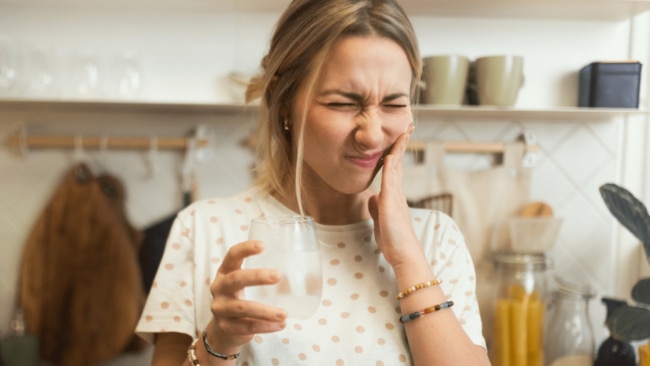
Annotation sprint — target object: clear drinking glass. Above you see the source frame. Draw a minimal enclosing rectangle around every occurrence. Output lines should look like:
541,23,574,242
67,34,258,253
110,52,142,100
23,44,59,99
244,216,322,319
0,34,18,97
68,50,103,99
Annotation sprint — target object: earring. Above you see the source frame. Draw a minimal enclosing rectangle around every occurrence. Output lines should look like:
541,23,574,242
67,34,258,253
283,118,290,131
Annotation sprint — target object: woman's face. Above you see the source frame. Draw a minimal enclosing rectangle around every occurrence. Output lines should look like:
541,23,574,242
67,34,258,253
292,35,413,195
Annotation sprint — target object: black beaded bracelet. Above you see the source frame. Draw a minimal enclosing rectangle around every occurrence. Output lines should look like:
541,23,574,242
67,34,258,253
202,329,241,360
399,300,454,323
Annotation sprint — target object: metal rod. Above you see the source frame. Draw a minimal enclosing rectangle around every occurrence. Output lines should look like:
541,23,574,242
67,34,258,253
6,134,209,151
407,140,538,154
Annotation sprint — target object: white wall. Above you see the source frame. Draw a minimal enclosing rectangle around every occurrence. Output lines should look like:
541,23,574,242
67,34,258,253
1,4,649,365
0,5,275,103
1,5,640,106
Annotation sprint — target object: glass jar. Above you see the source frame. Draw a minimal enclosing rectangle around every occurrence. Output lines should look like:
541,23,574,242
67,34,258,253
639,341,650,366
544,276,596,366
490,251,550,366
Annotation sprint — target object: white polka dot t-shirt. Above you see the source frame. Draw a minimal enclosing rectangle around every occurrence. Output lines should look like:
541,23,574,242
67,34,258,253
136,187,485,365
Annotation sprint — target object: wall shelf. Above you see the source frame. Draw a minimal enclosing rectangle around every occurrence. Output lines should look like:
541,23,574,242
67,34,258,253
0,99,256,116
413,105,647,121
399,0,650,21
0,99,645,122
2,0,648,20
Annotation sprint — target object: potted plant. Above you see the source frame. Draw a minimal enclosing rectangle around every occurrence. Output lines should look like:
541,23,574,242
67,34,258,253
596,183,650,365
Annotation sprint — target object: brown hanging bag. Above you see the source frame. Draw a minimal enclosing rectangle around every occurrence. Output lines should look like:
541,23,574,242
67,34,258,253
18,163,145,366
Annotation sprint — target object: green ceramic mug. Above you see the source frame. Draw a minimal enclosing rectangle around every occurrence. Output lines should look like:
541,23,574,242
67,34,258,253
475,55,524,107
421,55,470,106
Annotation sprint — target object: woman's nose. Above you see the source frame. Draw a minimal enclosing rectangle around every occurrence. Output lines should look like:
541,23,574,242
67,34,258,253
354,108,383,150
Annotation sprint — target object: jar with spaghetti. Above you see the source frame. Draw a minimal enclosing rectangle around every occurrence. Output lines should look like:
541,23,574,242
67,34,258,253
490,251,550,366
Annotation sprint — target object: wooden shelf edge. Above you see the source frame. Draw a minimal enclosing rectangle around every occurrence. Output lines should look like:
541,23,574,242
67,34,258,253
0,99,646,121
402,0,650,21
0,99,259,115
413,105,648,121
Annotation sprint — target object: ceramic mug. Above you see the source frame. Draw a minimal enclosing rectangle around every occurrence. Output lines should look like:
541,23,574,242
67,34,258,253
421,55,469,105
475,55,524,107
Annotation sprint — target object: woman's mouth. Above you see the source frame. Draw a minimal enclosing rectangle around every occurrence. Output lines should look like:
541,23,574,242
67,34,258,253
348,152,384,169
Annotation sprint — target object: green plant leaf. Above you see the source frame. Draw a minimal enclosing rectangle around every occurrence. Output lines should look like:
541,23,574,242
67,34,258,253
632,278,650,306
599,183,650,258
606,304,650,341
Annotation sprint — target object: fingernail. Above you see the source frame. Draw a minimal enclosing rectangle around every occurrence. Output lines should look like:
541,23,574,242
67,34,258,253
269,269,280,282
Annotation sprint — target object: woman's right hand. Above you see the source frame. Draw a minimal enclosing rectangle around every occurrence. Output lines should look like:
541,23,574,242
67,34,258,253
205,240,288,353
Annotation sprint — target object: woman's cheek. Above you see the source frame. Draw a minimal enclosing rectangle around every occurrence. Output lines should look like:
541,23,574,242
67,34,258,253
384,112,412,138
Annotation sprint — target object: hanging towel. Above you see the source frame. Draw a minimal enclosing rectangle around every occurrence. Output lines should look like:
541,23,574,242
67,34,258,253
139,190,191,294
402,141,531,348
139,139,198,293
18,163,146,366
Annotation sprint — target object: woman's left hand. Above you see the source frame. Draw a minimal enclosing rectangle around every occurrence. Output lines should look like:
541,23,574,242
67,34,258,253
368,124,421,269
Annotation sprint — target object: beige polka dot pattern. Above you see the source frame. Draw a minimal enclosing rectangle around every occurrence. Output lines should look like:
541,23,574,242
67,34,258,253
135,189,486,364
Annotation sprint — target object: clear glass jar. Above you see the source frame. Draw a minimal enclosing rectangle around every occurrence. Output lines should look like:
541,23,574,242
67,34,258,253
490,251,550,366
544,276,596,366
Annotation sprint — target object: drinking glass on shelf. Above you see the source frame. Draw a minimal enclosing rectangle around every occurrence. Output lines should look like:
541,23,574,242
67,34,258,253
23,44,60,99
244,216,322,319
68,50,104,100
0,34,18,97
109,52,142,100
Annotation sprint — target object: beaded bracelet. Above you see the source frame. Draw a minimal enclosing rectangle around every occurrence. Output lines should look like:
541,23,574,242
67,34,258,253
395,279,442,300
202,329,241,360
399,300,454,323
187,337,200,366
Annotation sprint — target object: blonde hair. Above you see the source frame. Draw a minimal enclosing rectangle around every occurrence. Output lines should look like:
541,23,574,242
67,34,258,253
246,0,422,206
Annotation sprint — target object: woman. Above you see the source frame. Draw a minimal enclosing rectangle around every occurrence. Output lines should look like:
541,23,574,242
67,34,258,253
136,0,490,364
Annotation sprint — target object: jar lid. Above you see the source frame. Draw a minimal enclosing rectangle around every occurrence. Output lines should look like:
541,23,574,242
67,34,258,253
492,250,549,269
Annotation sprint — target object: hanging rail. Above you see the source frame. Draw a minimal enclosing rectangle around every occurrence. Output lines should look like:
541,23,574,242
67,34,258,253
6,133,209,151
243,133,538,155
407,140,538,154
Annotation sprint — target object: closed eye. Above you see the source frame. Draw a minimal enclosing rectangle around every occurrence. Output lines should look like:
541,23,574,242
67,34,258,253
384,103,408,109
327,102,358,109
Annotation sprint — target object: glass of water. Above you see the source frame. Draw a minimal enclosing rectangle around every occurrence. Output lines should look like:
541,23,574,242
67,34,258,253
244,216,322,319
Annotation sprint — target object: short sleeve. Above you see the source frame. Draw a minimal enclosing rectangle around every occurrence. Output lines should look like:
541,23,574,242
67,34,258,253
135,212,198,343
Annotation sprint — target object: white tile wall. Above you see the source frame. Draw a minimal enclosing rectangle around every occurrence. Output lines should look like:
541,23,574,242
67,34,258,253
412,116,630,345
